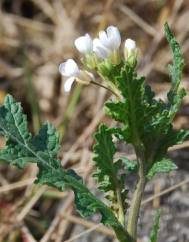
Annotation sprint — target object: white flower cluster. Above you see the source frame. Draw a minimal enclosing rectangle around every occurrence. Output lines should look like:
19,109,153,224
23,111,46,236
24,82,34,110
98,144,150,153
59,26,137,92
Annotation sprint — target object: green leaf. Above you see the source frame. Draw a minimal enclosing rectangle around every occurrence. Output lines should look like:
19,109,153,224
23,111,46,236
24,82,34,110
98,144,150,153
32,122,60,159
0,95,31,143
93,124,117,193
144,23,188,166
164,23,184,89
0,95,33,168
105,64,148,145
164,22,185,121
0,95,131,241
0,140,33,168
93,124,127,211
153,128,189,163
147,159,177,180
120,157,138,173
149,210,161,242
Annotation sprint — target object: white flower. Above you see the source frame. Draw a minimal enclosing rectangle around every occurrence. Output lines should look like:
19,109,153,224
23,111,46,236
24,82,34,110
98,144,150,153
75,33,93,54
93,38,110,59
98,26,121,51
124,38,136,52
93,26,121,64
59,59,93,92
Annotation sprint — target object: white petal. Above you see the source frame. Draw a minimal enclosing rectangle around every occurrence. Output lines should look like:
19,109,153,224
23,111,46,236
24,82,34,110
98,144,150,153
84,34,93,51
59,62,66,76
99,31,110,47
59,59,79,77
93,38,109,59
75,33,93,53
64,77,75,92
125,38,136,51
93,38,101,48
65,59,79,76
107,26,121,49
95,46,109,59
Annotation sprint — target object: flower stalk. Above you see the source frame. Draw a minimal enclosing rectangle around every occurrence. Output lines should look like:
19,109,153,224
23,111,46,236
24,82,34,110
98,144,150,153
91,80,120,99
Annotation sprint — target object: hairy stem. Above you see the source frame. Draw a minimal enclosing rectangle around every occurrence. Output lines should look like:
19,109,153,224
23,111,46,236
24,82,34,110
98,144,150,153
127,147,146,240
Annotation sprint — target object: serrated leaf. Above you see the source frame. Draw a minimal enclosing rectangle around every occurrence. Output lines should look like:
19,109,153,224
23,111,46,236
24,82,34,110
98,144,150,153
0,95,33,168
32,122,60,159
93,124,117,192
164,22,186,121
105,65,147,145
147,159,177,180
0,139,33,168
149,210,161,242
0,95,131,242
164,23,184,91
0,95,31,143
93,124,128,217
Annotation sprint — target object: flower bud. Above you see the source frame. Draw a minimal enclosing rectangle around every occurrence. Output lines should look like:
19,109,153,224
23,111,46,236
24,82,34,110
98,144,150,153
75,34,93,54
124,38,138,66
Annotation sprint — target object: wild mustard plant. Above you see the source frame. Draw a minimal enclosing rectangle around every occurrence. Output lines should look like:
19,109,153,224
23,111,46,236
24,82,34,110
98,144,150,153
0,23,188,242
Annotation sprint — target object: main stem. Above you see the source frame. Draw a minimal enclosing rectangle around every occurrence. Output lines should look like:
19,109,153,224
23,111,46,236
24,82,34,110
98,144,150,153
113,226,134,242
127,146,146,241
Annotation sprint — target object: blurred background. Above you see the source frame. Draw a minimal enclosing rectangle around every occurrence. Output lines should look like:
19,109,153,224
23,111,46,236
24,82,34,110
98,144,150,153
0,0,189,241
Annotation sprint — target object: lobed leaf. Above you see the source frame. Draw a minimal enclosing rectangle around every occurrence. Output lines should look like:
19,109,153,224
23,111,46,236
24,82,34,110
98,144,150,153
93,124,117,192
164,22,185,115
32,122,60,159
0,95,131,241
93,124,128,213
146,159,177,180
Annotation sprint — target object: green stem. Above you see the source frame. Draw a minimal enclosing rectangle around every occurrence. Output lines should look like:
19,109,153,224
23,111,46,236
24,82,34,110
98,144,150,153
113,226,134,242
127,147,146,241
116,184,125,226
91,80,121,99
